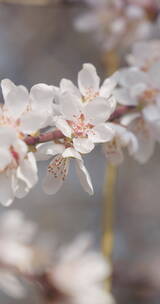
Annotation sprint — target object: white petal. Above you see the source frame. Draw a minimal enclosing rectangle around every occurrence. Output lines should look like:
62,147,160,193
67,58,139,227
17,152,38,189
12,139,28,162
89,123,114,143
36,142,65,160
62,147,82,159
127,132,139,155
78,63,100,97
60,92,83,120
121,113,140,126
60,79,81,98
0,149,11,170
5,86,29,119
85,97,113,124
30,83,54,110
20,111,44,134
43,156,70,195
113,88,137,106
75,159,94,195
133,135,155,163
0,126,17,147
55,117,72,137
0,272,26,299
0,173,14,206
118,68,148,87
14,179,30,199
73,138,95,154
143,105,160,122
100,73,117,99
1,79,16,99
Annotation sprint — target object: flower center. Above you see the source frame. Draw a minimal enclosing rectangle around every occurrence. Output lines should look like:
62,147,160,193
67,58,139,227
83,88,99,103
68,114,93,138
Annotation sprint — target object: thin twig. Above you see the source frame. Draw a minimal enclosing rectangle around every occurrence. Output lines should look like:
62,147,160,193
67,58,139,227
24,106,135,146
25,130,64,145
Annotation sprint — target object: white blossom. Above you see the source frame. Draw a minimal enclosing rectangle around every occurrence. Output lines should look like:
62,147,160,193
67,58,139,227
0,126,38,206
114,65,160,162
1,79,55,134
37,143,94,195
49,235,115,304
54,64,116,154
103,123,138,165
127,40,160,70
58,63,117,104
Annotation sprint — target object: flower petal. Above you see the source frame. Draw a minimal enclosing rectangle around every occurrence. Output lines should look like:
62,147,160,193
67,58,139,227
60,92,83,120
100,73,117,99
133,134,155,163
1,79,16,99
62,147,82,159
118,67,148,87
85,97,113,124
113,88,137,106
0,173,14,206
60,79,81,98
0,126,17,147
55,117,72,137
30,83,54,111
73,138,94,154
78,63,100,97
75,159,94,195
20,111,45,134
89,123,114,143
0,149,12,171
5,86,29,119
36,143,65,160
43,156,70,195
0,272,26,299
17,152,38,190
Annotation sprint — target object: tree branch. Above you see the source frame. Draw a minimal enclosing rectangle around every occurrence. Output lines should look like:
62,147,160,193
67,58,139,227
25,130,65,145
25,106,135,146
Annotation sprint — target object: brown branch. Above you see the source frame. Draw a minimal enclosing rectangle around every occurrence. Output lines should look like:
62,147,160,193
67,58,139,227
25,130,65,145
109,105,135,122
25,106,135,146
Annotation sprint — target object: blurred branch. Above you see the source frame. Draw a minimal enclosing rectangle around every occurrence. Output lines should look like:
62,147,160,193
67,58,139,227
0,0,83,6
102,164,117,290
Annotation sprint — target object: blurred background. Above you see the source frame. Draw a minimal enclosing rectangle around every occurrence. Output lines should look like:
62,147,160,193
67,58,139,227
0,0,160,303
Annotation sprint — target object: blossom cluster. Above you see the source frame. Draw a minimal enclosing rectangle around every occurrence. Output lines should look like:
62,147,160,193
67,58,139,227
0,210,113,304
0,40,160,204
74,0,159,51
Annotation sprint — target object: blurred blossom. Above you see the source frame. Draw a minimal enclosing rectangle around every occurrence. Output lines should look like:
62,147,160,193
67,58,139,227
114,63,160,163
0,210,37,298
74,0,154,52
127,40,160,70
49,235,114,304
0,211,114,304
102,123,138,165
